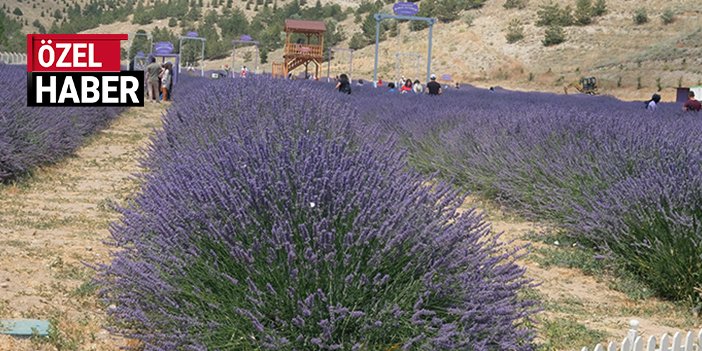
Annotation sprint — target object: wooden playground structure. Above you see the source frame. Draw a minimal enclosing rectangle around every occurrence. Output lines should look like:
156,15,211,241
272,19,326,78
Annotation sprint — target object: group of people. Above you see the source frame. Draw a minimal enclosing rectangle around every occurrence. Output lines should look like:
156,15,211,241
646,91,701,112
388,74,443,95
335,73,445,96
145,57,173,103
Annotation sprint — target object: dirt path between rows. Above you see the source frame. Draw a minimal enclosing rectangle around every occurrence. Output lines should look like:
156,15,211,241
460,197,700,350
0,103,166,351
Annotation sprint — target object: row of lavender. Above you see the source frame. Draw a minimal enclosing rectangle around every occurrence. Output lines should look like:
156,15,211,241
0,64,124,182
98,77,538,350
350,85,702,302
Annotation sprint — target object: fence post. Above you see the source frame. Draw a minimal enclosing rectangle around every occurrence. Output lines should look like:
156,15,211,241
626,320,640,351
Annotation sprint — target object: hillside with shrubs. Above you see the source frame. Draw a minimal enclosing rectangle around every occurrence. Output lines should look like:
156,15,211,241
2,0,700,98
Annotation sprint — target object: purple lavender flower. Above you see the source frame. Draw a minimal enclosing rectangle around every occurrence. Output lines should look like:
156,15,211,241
98,76,537,350
0,64,123,182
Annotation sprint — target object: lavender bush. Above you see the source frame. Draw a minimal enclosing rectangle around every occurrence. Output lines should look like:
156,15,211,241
0,64,124,182
349,85,702,301
99,77,537,350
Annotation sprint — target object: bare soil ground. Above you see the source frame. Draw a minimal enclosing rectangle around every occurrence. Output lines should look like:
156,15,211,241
0,103,166,351
0,101,698,350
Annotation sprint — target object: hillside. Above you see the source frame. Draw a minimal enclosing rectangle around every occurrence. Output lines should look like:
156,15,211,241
2,0,701,100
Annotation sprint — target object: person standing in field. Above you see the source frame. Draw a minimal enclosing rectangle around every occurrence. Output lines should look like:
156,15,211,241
426,74,442,95
160,62,173,102
336,74,352,94
400,79,413,94
645,93,661,110
412,79,424,94
145,57,162,103
683,91,701,112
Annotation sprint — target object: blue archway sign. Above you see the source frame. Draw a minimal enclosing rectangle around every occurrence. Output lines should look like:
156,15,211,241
393,2,419,16
154,41,174,55
373,13,436,84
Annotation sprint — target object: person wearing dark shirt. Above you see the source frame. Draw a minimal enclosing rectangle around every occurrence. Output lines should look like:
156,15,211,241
683,91,701,112
426,74,442,95
336,74,352,94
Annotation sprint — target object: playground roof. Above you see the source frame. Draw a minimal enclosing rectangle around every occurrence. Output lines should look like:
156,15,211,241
284,19,326,33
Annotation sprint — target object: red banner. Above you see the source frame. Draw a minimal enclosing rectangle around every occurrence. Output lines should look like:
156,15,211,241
26,34,127,72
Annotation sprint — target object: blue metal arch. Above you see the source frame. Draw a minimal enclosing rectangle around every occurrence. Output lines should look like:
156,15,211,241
373,13,436,85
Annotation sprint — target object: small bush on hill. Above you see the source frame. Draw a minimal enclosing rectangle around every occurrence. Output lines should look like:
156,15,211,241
543,25,566,46
661,9,675,25
592,0,607,16
574,0,592,25
463,12,475,26
633,8,648,25
506,18,525,43
504,0,527,10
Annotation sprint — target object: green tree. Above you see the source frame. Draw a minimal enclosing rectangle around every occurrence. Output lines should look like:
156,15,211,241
574,0,592,25
128,29,150,61
168,17,177,27
410,0,435,31
505,18,524,43
592,0,606,16
13,7,22,16
542,25,566,46
349,32,366,50
133,2,153,24
434,0,461,22
537,2,573,26
633,8,648,24
0,14,5,45
361,12,377,40
32,19,47,33
219,7,248,37
186,5,201,20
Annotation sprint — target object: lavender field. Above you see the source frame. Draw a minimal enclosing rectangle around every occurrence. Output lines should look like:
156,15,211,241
99,77,538,350
96,75,701,349
0,64,124,182
350,84,702,302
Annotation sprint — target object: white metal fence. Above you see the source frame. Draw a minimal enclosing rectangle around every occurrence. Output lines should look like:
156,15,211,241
0,52,27,64
582,320,702,351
